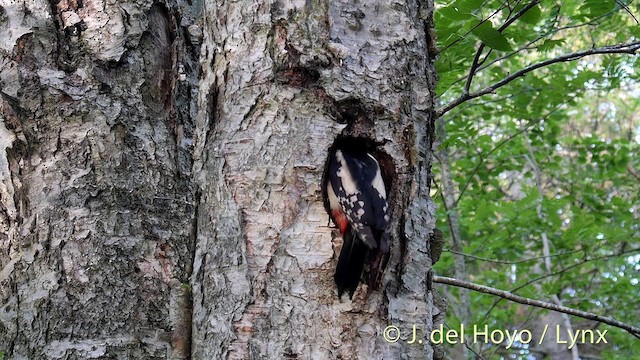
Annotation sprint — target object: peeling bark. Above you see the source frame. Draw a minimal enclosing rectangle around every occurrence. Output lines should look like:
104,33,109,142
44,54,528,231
1,0,201,358
191,0,438,359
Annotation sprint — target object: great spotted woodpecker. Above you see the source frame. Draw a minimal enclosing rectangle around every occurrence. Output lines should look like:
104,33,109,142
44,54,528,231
325,143,390,298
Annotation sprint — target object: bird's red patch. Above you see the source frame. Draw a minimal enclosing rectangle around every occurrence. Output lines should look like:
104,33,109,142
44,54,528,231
331,209,349,235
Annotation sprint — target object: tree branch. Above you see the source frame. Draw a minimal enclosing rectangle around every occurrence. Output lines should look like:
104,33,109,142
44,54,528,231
477,245,640,324
445,248,585,265
440,11,620,97
464,0,541,95
438,41,640,117
433,275,640,339
627,165,640,181
614,0,639,24
439,0,510,54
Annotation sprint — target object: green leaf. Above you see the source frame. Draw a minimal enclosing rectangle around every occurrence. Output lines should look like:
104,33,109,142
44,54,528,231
538,39,565,52
454,0,485,13
579,0,616,18
439,0,484,21
519,4,542,25
439,6,475,21
472,21,512,51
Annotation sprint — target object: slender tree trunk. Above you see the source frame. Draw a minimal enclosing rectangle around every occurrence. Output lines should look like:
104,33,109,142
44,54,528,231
435,119,471,360
1,0,440,359
525,136,579,360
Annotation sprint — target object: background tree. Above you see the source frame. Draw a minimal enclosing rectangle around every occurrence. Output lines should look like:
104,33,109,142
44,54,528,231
432,0,640,359
0,0,441,359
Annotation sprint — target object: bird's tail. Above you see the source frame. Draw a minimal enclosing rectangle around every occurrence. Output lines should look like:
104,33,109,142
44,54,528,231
365,230,390,290
334,227,367,299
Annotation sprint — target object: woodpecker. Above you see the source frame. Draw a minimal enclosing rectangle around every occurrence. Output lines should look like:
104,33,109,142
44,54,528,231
325,144,390,298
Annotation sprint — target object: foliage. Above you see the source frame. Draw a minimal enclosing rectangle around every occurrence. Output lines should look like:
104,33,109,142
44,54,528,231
432,0,640,358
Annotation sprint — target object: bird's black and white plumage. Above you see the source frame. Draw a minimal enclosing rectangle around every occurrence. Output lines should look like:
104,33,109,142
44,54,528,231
325,145,390,298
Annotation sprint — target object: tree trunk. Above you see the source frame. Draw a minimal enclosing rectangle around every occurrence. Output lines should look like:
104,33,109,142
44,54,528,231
1,0,200,358
0,0,440,359
435,119,470,360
